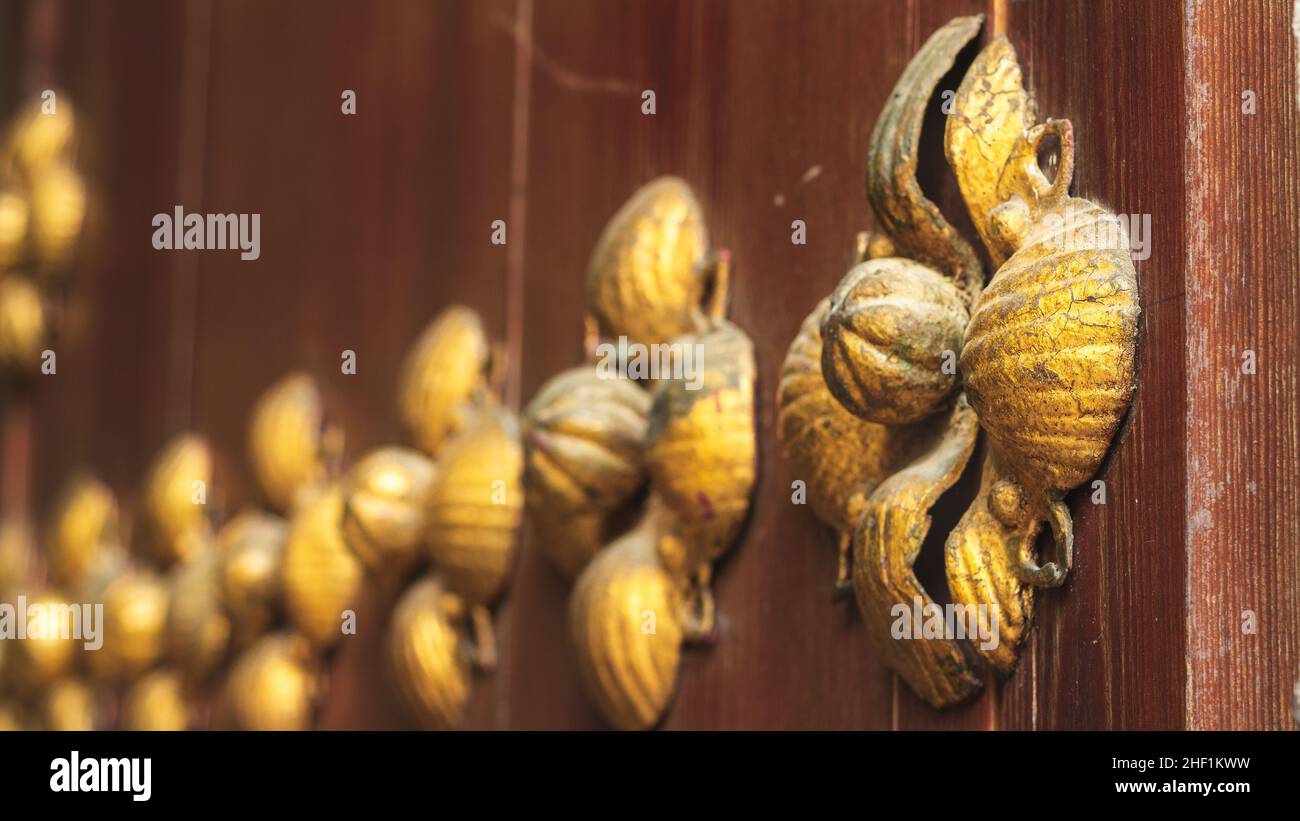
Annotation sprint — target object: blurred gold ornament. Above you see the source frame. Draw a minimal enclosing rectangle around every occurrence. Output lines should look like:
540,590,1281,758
88,570,169,683
645,319,757,577
0,188,29,269
136,433,212,568
0,700,22,730
282,484,362,649
570,515,682,731
0,516,32,591
526,175,753,729
217,509,286,648
248,372,330,514
586,176,715,348
426,408,524,607
27,163,84,270
120,669,188,730
5,94,76,176
38,677,97,731
166,541,231,682
45,471,118,589
386,576,471,730
221,633,318,730
396,305,491,457
341,446,436,573
3,588,79,694
821,258,968,425
522,365,650,577
523,365,650,512
0,275,46,373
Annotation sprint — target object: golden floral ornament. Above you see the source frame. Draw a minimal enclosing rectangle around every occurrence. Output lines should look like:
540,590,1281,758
526,177,756,729
776,15,1139,707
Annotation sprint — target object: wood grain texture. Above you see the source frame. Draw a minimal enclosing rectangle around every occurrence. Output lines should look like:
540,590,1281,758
26,0,195,538
1000,0,1190,730
1184,0,1300,730
6,0,1293,731
187,0,517,730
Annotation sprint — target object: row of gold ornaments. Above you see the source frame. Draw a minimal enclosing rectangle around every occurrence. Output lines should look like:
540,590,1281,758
522,178,757,729
776,16,1140,708
0,306,523,729
0,94,87,379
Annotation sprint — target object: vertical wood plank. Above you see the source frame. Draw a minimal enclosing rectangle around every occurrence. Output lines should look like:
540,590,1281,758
28,0,196,533
1184,0,1300,730
1000,0,1189,730
189,0,516,729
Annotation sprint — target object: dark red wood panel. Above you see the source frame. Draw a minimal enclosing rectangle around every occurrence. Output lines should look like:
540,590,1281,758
189,0,517,729
1000,0,1189,730
1184,0,1300,731
27,0,195,534
5,0,1292,732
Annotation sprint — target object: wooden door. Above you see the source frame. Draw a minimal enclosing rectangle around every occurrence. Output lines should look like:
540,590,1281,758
2,0,1295,730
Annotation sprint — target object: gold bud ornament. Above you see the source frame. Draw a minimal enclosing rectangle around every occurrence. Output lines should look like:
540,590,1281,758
248,372,332,514
282,483,363,650
396,305,491,458
217,509,288,648
425,407,524,608
820,257,968,425
136,433,213,568
45,471,117,589
341,446,437,573
386,576,472,730
221,632,318,730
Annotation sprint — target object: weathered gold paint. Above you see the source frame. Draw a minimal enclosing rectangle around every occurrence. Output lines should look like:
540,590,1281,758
777,14,1141,707
821,258,968,424
529,178,756,729
586,176,711,349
